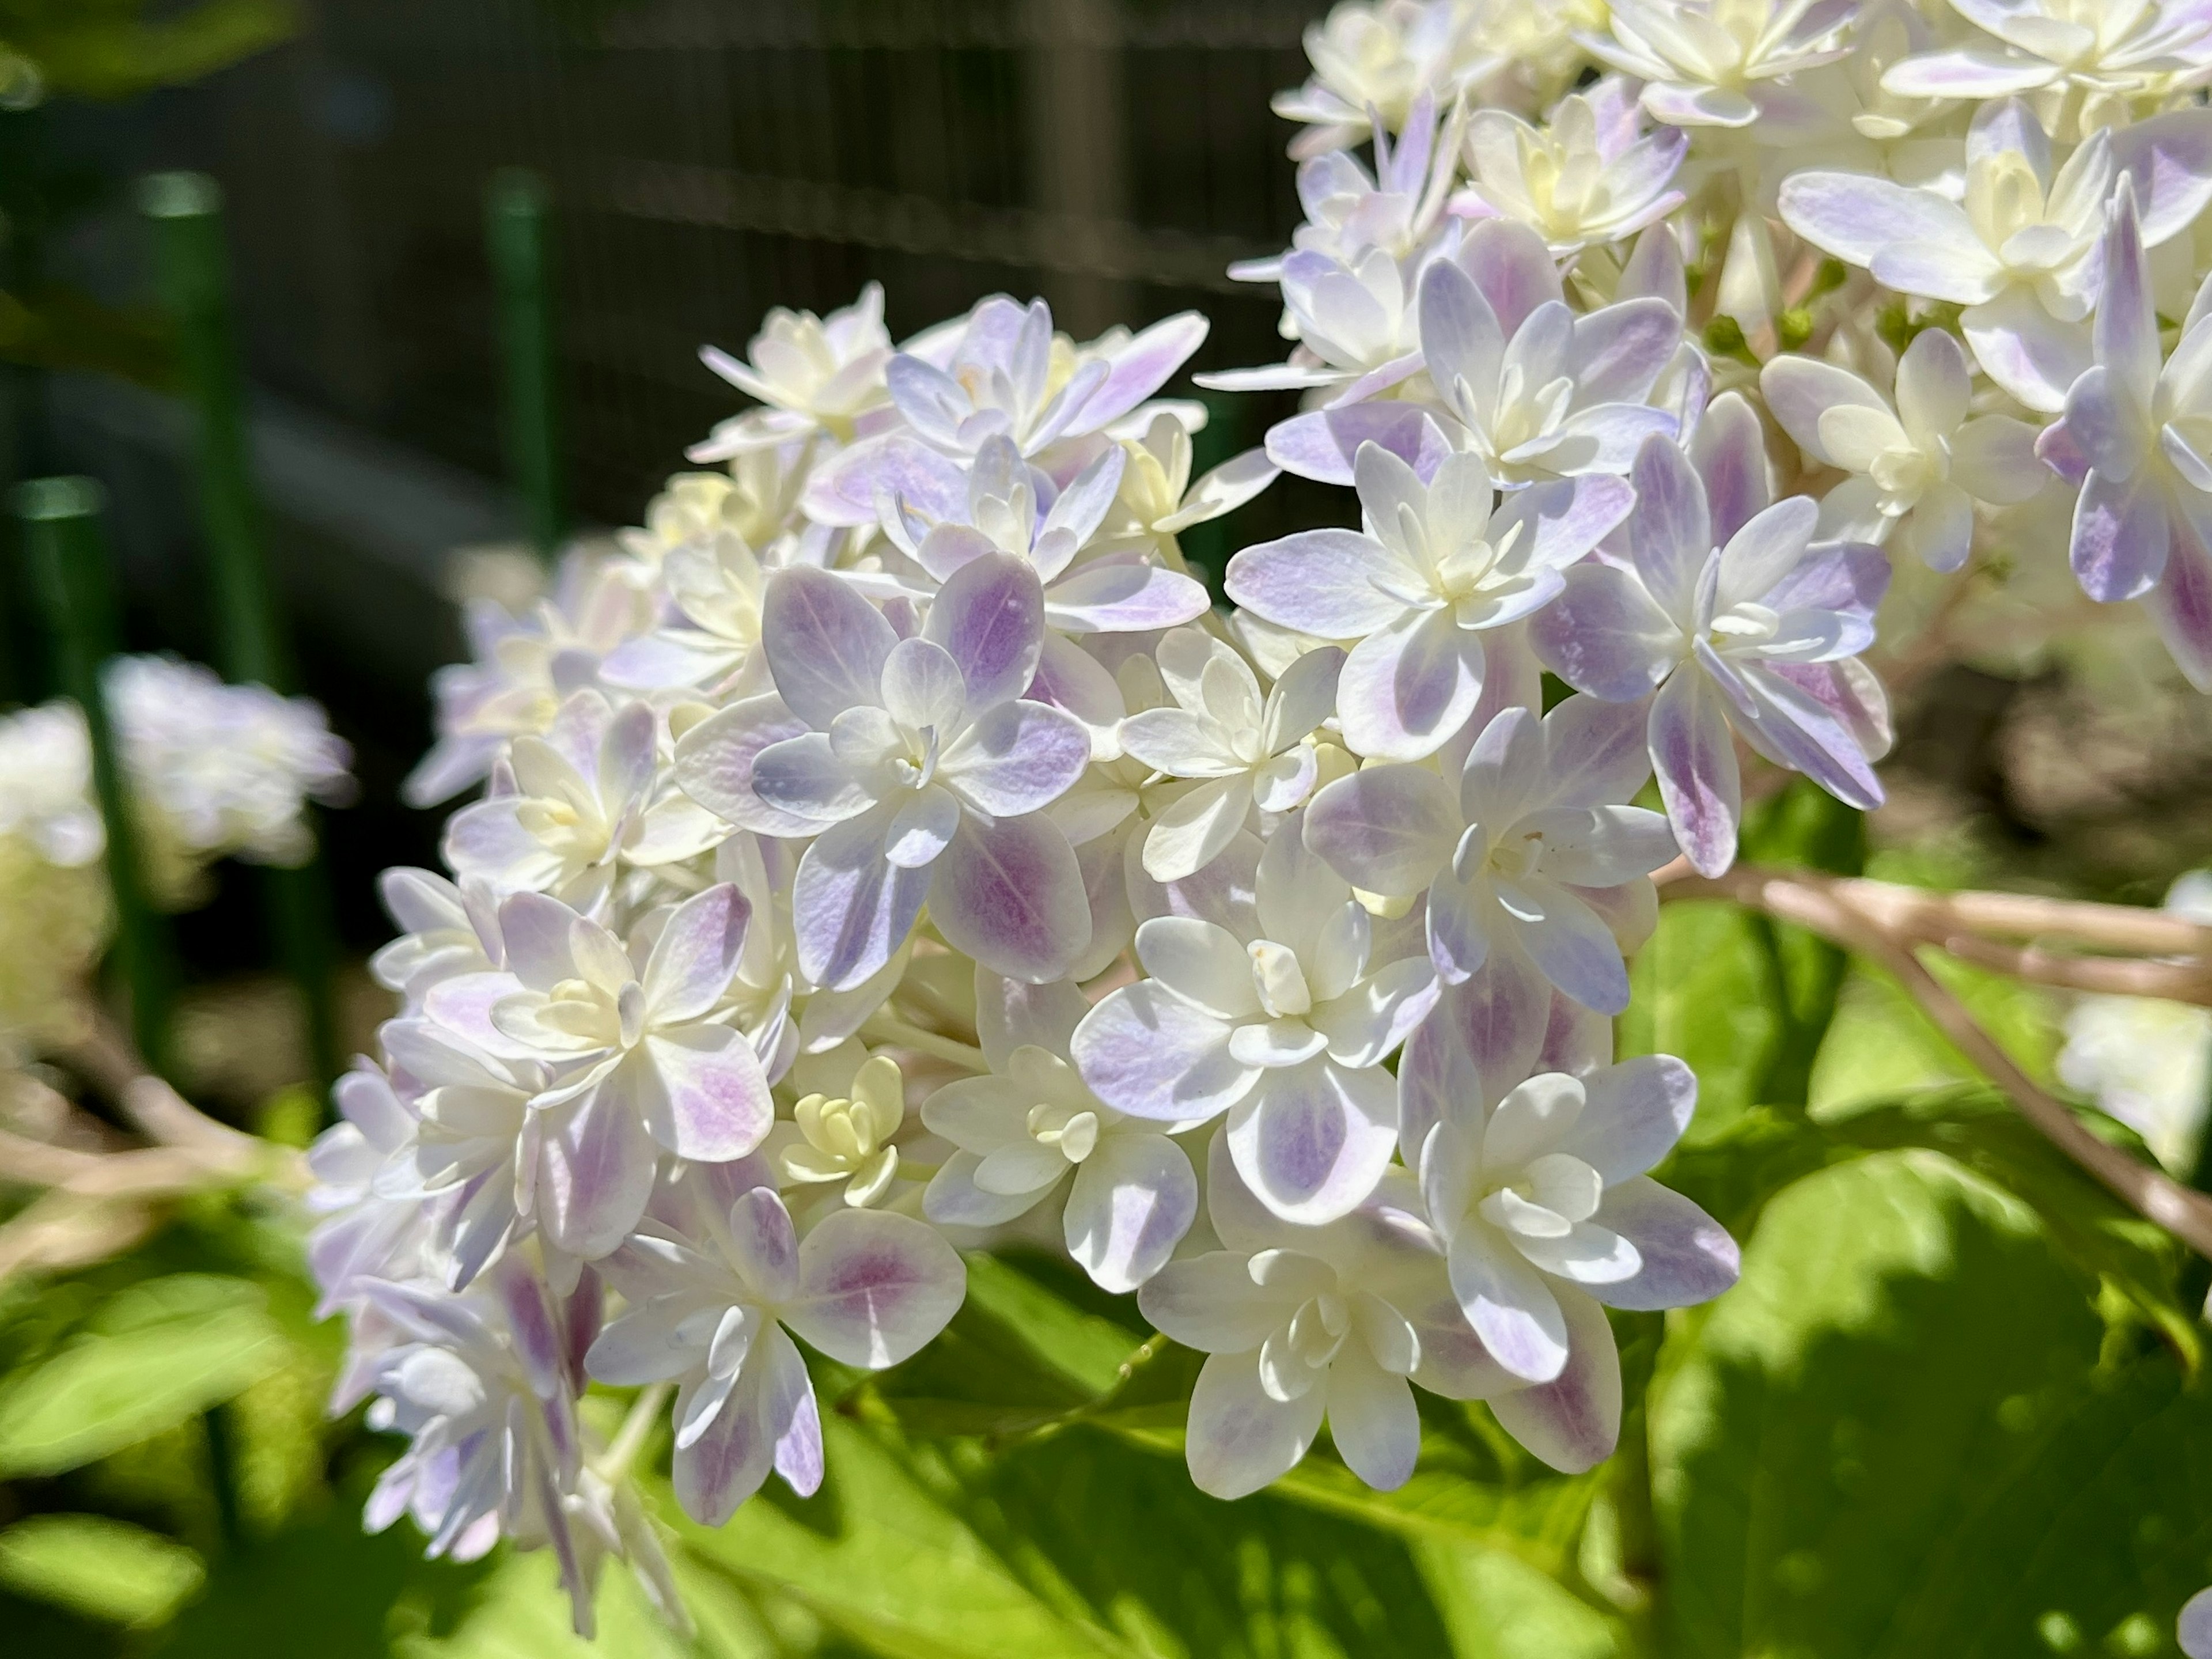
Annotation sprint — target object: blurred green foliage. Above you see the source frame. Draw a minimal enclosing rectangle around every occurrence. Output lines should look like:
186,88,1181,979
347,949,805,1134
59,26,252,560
4,790,2209,1655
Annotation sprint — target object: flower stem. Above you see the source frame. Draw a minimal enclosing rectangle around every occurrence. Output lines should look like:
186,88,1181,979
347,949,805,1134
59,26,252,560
595,1381,671,1484
861,1014,988,1072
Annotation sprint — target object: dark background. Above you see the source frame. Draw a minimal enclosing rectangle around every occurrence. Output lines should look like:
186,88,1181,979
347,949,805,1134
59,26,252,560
18,0,1345,965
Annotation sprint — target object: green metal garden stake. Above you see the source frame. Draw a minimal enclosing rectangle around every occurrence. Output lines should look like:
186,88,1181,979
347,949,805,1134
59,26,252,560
486,168,567,561
17,478,176,1074
141,170,339,1096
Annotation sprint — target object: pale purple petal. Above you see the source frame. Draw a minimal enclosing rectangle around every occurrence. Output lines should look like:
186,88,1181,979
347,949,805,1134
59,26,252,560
1446,1226,1568,1382
923,551,1046,711
673,695,821,838
726,1185,802,1304
1588,1178,1739,1310
785,1207,967,1367
1226,1059,1399,1225
635,1029,774,1162
1559,1055,1696,1182
1649,667,1740,877
1487,1286,1620,1472
1531,565,1682,703
1185,1350,1327,1499
1265,402,1453,486
1045,559,1211,633
793,804,931,990
1494,873,1633,1015
1225,529,1408,637
1066,312,1210,431
1303,763,1461,896
1325,1349,1420,1492
1064,1131,1199,1293
1732,662,1885,810
2071,469,2172,602
1626,435,1712,622
938,700,1092,817
929,810,1092,984
1338,609,1484,762
762,567,897,729
1570,298,1681,406
1961,288,2091,415
643,883,752,1023
1072,981,1255,1121
537,1085,660,1260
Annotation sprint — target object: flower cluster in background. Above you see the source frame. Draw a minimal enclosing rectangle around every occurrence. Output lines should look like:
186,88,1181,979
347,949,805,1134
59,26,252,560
320,0,2212,1635
0,658,352,1058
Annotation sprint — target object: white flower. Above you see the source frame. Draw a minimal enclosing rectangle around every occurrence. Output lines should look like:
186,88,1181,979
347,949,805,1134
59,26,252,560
2057,872,2212,1175
1138,1138,1517,1498
1417,229,1685,486
361,1262,601,1629
1581,0,1859,129
1761,327,2046,570
1883,0,2212,130
600,478,781,694
106,653,353,873
924,971,1199,1293
1228,442,1631,760
1455,77,1690,257
586,1167,964,1524
691,281,893,460
1779,101,2212,410
1272,0,1492,159
1305,696,1677,1013
0,699,102,866
1073,812,1437,1224
1420,1060,1736,1381
405,555,657,809
764,1051,908,1209
444,690,723,909
480,884,774,1257
2041,181,2212,688
1119,628,1345,880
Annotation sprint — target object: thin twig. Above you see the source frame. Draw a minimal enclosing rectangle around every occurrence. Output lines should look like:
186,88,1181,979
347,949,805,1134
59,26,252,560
1662,861,2212,1259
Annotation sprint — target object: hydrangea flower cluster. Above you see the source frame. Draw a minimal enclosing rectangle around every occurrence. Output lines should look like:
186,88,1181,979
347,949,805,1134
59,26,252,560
0,661,352,1057
320,0,2212,1632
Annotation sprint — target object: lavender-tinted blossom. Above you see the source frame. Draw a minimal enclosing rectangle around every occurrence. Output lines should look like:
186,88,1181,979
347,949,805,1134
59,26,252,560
1305,695,1675,1013
1228,441,1631,759
472,884,772,1258
2041,181,2212,688
1138,1138,1517,1498
924,971,1199,1293
1580,0,1860,129
1118,628,1346,880
1533,428,1891,876
1072,816,1437,1225
691,281,893,460
586,1164,963,1524
1779,101,2212,410
676,557,1094,989
1761,327,2046,571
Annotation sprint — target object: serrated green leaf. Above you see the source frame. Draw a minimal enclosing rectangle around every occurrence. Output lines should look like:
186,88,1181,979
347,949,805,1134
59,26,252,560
0,1514,203,1627
1650,1148,2212,1658
0,1273,285,1478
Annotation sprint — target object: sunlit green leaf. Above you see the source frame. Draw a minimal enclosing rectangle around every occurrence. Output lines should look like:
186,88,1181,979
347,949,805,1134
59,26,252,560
0,1514,203,1627
0,1273,285,1478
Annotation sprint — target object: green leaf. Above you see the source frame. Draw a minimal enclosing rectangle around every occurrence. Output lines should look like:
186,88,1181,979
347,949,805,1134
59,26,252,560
2,0,300,101
0,1514,203,1627
0,1273,285,1478
1620,899,1783,1139
1649,1148,2212,1657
